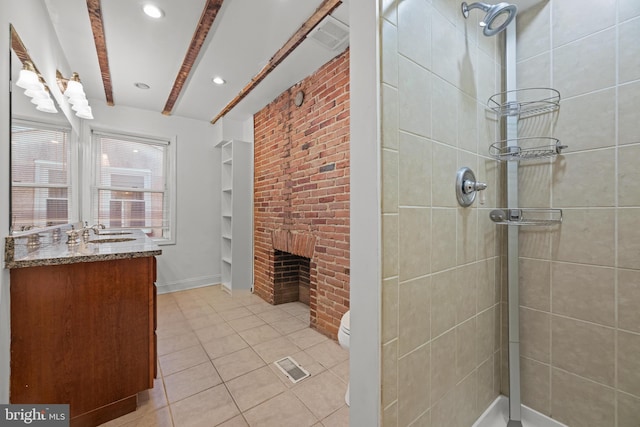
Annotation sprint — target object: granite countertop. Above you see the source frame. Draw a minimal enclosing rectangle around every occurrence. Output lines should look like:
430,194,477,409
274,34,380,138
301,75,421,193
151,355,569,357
5,227,162,269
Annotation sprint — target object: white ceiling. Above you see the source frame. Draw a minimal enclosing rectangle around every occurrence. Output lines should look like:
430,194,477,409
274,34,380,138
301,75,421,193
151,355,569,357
37,0,542,124
42,0,350,123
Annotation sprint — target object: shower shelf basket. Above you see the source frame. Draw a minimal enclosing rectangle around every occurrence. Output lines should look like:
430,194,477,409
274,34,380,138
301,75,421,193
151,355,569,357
488,88,561,118
489,137,567,161
490,208,563,226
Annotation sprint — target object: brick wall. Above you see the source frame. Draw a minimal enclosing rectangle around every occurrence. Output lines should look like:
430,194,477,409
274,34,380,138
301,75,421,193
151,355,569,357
253,49,350,339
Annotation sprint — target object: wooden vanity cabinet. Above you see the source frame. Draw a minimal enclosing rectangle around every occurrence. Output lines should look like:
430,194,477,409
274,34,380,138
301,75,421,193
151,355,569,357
10,256,157,427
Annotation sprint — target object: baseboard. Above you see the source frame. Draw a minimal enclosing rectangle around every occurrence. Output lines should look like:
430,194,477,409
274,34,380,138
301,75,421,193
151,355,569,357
156,275,221,294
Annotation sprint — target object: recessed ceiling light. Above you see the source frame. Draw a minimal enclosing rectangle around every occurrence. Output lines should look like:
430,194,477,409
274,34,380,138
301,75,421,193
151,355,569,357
212,77,225,85
134,82,150,89
143,4,164,19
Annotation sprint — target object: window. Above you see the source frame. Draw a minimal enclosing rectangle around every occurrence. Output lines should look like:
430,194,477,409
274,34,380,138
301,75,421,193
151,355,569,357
11,121,72,230
92,131,175,244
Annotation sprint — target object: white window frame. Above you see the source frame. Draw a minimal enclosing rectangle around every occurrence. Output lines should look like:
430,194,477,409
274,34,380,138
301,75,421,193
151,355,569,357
89,129,177,245
10,118,77,230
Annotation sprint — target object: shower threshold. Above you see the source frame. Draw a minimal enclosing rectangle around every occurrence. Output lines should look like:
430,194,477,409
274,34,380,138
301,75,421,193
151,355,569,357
473,396,568,427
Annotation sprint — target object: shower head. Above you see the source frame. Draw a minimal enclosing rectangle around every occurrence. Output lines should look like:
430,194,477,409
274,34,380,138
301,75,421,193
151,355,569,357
461,2,518,36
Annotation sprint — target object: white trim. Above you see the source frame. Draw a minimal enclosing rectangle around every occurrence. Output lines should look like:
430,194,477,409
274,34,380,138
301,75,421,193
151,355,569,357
472,396,568,427
156,275,221,294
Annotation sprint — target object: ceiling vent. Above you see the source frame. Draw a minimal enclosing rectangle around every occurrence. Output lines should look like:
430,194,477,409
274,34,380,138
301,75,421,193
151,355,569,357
307,15,349,52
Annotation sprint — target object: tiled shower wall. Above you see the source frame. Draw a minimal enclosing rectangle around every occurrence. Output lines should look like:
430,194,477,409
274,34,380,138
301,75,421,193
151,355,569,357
379,0,503,425
511,2,640,426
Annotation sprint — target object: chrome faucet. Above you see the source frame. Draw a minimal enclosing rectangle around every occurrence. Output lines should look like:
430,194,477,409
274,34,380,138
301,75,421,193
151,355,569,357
90,223,106,235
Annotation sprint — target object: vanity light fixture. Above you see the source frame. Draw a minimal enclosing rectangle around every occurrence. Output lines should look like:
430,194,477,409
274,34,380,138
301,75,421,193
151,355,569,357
17,61,58,114
57,71,93,120
143,4,164,19
212,76,225,85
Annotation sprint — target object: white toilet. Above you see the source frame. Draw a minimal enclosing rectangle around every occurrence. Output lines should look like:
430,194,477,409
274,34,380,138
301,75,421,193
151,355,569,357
338,310,350,406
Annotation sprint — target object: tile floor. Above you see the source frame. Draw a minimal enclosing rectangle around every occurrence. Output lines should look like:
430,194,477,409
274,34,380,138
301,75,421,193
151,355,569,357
101,284,349,427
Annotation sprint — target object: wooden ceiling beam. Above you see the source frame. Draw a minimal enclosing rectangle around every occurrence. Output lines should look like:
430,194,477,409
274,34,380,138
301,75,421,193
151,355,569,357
162,0,225,115
210,0,343,125
86,0,115,105
10,25,34,68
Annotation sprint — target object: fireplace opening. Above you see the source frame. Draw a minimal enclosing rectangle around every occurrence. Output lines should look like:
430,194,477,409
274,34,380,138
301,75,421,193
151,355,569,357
273,250,311,306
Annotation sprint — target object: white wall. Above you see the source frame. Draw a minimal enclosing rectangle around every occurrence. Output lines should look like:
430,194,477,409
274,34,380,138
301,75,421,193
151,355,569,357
87,102,221,293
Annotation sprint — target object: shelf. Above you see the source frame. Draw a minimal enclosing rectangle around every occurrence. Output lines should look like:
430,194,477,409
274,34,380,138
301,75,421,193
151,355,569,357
488,88,560,119
489,138,567,161
222,214,232,218
223,158,232,165
222,234,232,240
223,187,232,193
222,257,232,264
489,208,562,226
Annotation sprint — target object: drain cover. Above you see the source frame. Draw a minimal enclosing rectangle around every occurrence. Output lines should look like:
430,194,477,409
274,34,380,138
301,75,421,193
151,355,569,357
274,356,310,383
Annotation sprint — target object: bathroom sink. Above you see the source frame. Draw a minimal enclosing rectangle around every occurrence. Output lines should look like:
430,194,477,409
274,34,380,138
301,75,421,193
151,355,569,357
99,232,133,236
88,237,136,244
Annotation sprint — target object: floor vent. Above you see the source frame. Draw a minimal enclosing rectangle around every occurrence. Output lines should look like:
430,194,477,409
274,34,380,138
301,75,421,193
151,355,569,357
274,356,311,384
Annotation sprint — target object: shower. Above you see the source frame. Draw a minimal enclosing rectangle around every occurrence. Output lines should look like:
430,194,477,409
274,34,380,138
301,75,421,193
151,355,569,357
461,2,518,36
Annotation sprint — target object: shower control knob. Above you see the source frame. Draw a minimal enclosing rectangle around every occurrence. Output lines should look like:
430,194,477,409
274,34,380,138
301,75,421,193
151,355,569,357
456,167,487,207
463,179,487,194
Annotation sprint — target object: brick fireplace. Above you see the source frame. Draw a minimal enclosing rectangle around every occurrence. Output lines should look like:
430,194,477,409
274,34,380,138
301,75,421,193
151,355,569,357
253,49,350,339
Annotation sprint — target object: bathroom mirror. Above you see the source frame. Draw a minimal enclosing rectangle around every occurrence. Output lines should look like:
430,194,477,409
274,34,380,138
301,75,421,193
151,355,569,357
10,23,77,234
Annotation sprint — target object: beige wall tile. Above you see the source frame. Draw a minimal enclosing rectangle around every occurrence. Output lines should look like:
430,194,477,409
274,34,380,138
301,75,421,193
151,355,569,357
430,388,456,427
620,0,640,21
381,0,397,25
383,340,398,407
519,228,552,260
618,269,640,334
408,409,430,427
516,2,550,62
457,207,478,264
517,53,551,90
618,208,640,269
383,401,399,427
399,207,431,281
619,17,640,84
431,269,457,337
552,149,616,207
398,343,431,426
477,357,497,414
477,257,497,312
458,93,477,154
399,132,432,206
477,307,495,364
456,317,477,381
431,16,463,89
618,391,640,427
521,357,550,416
553,29,616,98
399,56,432,138
383,277,399,343
382,84,399,150
619,81,640,146
553,89,616,151
382,149,399,214
552,0,616,48
431,329,456,403
552,262,615,326
456,263,477,324
477,160,498,212
519,258,550,311
432,77,458,147
432,143,458,207
382,19,398,87
455,371,479,427
552,209,615,267
619,144,640,206
398,276,431,356
518,160,552,208
383,214,399,279
520,308,550,363
431,208,457,273
398,0,432,69
476,51,497,110
618,330,640,397
552,316,615,386
551,368,615,427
